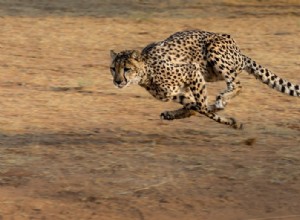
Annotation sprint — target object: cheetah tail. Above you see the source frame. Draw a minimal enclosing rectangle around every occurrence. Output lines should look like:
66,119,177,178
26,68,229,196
243,55,300,97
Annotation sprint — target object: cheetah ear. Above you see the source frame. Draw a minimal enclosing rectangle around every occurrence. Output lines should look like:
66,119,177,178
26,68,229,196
131,50,141,60
110,50,117,60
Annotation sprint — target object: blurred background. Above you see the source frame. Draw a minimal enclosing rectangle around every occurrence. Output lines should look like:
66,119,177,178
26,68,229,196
0,1,299,220
0,0,299,17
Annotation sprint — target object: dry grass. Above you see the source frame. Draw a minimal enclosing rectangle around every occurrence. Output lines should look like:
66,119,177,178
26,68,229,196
0,1,299,220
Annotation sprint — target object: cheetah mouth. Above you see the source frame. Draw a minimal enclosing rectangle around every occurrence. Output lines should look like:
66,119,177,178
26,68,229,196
114,76,141,88
116,83,128,88
114,79,129,88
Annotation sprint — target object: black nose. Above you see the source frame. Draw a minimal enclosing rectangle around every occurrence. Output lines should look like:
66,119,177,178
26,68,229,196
115,79,123,85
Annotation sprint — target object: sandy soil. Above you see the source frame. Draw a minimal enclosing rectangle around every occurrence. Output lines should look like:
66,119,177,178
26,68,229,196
0,0,299,219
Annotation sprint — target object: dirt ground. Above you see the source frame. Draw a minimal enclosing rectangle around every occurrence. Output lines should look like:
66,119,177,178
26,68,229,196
0,0,299,220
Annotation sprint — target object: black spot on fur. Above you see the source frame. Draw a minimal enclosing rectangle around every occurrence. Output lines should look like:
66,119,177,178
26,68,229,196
279,79,284,85
179,95,185,103
271,76,275,80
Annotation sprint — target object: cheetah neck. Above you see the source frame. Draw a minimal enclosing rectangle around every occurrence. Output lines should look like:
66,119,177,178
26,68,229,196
137,60,151,87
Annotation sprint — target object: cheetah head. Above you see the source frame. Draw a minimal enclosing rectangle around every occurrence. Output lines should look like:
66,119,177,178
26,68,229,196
110,50,144,88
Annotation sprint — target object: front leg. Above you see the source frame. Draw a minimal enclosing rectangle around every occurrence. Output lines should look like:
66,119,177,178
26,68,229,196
161,87,197,120
160,108,196,120
143,82,193,119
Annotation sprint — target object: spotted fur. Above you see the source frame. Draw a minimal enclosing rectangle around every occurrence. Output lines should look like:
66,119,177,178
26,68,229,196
110,30,299,129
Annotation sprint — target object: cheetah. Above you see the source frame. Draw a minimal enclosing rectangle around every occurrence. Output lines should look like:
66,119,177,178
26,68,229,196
110,30,299,129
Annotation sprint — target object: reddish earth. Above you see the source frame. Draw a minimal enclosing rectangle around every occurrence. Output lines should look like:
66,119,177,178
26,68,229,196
0,1,299,220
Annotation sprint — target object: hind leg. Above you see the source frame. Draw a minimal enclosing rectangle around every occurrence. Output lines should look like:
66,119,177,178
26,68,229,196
206,35,245,111
214,75,242,111
160,86,242,129
158,63,242,129
186,67,243,129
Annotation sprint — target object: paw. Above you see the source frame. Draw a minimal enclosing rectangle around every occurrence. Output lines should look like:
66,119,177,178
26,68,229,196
208,104,219,113
160,111,175,120
230,118,243,130
215,99,226,110
208,103,224,113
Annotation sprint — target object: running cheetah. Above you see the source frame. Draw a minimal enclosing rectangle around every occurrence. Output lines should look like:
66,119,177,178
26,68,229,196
110,30,299,129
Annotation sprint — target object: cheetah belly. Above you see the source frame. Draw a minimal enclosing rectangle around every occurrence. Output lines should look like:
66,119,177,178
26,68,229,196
202,65,224,82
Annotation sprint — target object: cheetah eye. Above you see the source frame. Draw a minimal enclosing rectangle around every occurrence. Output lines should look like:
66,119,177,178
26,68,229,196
110,67,116,72
124,67,131,72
